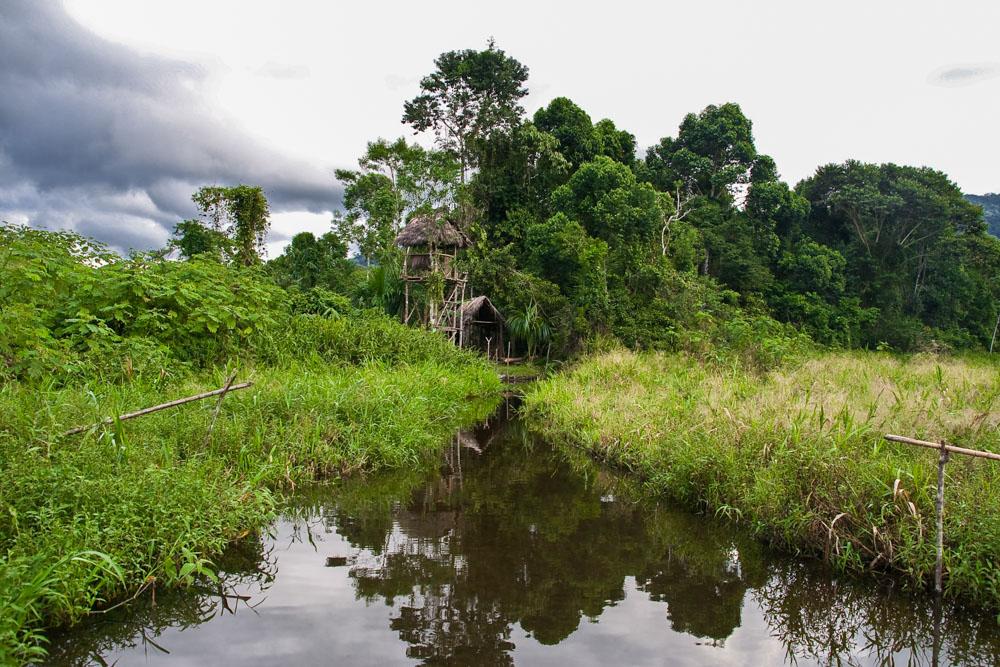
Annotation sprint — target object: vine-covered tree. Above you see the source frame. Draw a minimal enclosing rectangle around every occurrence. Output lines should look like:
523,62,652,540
190,185,271,266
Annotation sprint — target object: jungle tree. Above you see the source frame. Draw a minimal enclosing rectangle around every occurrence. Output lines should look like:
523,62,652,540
402,39,529,184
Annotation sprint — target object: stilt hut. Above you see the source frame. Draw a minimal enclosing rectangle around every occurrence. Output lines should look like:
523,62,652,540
396,211,469,339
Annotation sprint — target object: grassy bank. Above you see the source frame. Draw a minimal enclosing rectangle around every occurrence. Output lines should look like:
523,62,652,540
522,350,1000,609
0,359,501,662
0,224,505,662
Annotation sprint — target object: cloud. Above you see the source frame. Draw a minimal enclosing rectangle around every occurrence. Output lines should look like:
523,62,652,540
0,0,341,253
927,63,1000,87
385,74,420,91
255,62,311,80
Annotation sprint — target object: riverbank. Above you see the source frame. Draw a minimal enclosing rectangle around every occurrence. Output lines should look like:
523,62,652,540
522,350,1000,610
0,359,501,663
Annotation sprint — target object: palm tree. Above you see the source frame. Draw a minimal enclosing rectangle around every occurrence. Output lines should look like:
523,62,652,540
507,300,551,359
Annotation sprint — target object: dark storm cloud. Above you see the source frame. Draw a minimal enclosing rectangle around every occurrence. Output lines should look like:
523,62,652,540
0,0,340,252
928,63,1000,87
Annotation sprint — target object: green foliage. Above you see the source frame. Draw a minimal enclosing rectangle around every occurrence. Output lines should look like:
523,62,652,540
403,38,529,182
593,118,637,167
287,286,352,318
533,97,600,169
353,257,404,316
524,213,608,315
797,161,999,348
552,156,663,249
464,243,578,356
334,138,461,262
190,185,271,266
168,219,234,261
506,300,552,358
472,123,571,234
642,103,763,202
268,231,358,293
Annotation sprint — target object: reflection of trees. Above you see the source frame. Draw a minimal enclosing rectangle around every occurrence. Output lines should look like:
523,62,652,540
44,534,277,666
49,401,1000,665
336,406,763,663
755,561,1000,666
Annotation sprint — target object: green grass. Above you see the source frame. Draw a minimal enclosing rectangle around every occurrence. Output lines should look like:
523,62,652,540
0,358,501,663
522,349,1000,610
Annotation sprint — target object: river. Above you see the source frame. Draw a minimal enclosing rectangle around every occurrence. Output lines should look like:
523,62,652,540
45,398,1000,665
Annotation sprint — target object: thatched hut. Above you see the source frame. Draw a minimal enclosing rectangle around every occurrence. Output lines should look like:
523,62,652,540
460,296,505,359
396,210,468,280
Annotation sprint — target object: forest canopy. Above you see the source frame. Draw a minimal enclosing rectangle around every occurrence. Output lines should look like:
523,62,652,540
321,40,1000,355
18,39,998,362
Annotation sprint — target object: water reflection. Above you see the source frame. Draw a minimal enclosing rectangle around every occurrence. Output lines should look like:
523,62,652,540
46,400,1000,666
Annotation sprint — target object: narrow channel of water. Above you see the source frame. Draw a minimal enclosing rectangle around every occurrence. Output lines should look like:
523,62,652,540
47,399,1000,665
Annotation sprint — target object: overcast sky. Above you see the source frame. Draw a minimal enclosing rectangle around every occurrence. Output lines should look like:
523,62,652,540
2,0,998,255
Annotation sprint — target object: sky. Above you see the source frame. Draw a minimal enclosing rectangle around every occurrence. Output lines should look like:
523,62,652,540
1,0,999,255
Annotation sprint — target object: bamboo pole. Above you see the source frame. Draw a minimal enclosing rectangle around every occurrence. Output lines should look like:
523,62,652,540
885,433,1000,597
885,434,1000,461
990,309,999,354
63,382,253,436
934,442,949,595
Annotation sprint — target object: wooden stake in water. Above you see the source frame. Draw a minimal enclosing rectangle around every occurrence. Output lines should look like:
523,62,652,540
934,441,949,595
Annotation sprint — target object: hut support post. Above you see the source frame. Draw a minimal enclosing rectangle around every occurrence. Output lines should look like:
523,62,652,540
404,281,410,325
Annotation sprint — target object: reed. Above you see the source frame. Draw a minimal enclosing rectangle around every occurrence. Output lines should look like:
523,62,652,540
522,349,1000,610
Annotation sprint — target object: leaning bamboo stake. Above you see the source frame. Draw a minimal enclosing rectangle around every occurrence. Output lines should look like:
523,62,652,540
203,372,238,447
885,433,1000,595
63,381,253,436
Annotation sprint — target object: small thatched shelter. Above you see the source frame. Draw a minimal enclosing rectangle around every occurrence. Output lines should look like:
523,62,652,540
395,210,468,248
460,296,505,359
396,211,468,280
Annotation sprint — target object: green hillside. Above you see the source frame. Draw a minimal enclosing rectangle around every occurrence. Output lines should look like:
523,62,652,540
966,193,1000,237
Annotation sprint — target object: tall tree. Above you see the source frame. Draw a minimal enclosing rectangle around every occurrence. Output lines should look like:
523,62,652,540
402,39,529,184
168,219,234,261
533,97,598,169
643,103,761,202
797,161,992,347
268,231,354,292
472,121,571,237
334,138,460,263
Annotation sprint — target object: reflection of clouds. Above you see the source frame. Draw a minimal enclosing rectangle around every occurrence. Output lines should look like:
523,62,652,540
928,63,1000,87
47,411,1000,666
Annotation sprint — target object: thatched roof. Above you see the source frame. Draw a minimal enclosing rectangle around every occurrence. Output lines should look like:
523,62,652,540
395,211,468,248
461,296,504,325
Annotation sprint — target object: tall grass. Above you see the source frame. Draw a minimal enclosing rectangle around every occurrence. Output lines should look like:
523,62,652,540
0,358,501,662
522,349,1000,609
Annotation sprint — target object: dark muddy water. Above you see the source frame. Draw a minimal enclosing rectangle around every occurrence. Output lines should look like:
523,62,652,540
47,400,1000,665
